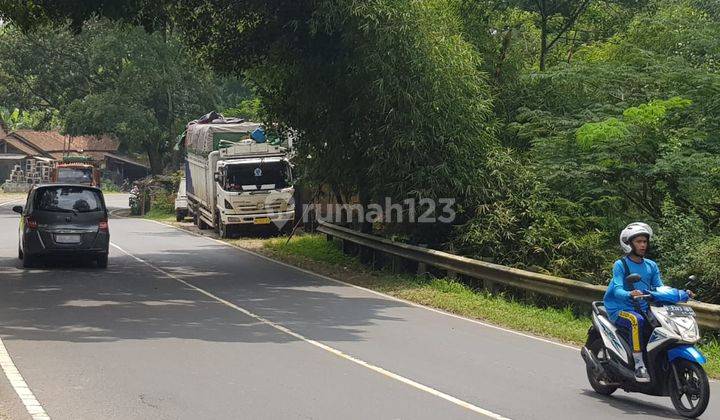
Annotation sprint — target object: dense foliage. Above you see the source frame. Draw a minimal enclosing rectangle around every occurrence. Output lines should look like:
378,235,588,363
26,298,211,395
2,0,720,301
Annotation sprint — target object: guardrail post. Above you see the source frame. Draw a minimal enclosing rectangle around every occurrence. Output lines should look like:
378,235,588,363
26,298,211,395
417,262,427,276
391,255,403,274
371,249,382,270
359,245,372,264
415,244,428,275
483,279,497,294
325,233,333,242
341,239,350,254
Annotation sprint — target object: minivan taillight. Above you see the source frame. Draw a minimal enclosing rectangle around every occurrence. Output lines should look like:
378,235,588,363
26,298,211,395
25,216,38,230
99,219,109,232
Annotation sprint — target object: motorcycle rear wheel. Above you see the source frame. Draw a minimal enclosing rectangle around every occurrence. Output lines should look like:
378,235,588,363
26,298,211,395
586,338,618,396
669,359,710,418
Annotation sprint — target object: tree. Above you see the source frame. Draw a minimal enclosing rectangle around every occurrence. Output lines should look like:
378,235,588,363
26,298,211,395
61,22,217,173
501,0,643,70
0,24,95,126
0,21,219,173
1,1,498,217
506,0,594,70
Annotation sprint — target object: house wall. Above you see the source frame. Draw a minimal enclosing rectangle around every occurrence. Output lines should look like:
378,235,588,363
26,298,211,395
0,159,21,182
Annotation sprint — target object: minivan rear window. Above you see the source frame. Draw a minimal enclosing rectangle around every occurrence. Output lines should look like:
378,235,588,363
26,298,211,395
35,187,104,213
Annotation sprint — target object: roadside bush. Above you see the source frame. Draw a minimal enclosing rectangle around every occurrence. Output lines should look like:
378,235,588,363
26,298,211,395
686,236,720,304
654,198,705,287
150,189,175,214
455,150,616,284
101,178,120,192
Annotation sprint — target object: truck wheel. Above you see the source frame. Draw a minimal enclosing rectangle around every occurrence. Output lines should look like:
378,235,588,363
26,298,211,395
176,210,184,222
217,220,229,239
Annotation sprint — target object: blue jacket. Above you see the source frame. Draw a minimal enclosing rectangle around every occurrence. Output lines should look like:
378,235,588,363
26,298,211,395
603,257,664,323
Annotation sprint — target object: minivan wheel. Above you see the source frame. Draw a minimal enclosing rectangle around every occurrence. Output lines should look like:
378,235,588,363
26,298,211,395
97,253,109,269
22,253,36,268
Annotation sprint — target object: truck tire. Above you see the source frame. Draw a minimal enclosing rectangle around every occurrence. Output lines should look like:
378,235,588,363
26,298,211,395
197,215,209,230
217,220,229,239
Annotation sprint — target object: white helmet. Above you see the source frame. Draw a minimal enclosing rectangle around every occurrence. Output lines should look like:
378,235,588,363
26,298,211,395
620,222,653,254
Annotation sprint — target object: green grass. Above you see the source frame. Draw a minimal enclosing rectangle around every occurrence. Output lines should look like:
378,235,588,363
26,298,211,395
143,208,176,222
263,234,720,378
265,235,358,266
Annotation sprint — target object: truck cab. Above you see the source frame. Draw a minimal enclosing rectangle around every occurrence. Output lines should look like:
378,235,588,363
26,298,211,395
52,163,101,187
207,143,294,236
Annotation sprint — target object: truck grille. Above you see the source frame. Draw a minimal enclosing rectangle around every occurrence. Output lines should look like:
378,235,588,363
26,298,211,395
233,199,288,214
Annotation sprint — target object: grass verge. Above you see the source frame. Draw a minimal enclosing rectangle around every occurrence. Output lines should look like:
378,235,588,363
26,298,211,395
142,208,176,222
259,233,720,378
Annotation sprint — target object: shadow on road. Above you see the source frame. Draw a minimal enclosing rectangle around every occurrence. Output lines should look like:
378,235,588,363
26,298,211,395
580,389,685,419
0,224,407,347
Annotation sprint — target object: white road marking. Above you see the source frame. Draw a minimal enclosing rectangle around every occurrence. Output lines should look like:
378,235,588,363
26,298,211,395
0,198,23,207
110,241,512,420
0,337,50,419
137,217,580,351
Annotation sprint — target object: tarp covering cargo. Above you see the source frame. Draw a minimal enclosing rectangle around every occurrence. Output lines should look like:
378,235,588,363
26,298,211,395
185,122,263,154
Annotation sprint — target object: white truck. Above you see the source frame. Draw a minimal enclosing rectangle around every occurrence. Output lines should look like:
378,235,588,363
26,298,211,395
184,121,295,238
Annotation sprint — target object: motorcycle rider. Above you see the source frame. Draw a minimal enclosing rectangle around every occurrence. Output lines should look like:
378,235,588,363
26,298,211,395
603,222,663,382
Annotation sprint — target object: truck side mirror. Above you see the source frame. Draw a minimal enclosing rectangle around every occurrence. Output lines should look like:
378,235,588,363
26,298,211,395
12,205,23,214
214,172,221,182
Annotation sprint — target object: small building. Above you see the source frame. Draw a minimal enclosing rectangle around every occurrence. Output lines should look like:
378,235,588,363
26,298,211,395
0,127,149,188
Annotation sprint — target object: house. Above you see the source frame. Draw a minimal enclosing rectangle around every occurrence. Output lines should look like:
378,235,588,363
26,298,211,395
0,126,150,186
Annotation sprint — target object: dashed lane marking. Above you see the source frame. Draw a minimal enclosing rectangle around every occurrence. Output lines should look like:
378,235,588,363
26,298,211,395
110,241,512,420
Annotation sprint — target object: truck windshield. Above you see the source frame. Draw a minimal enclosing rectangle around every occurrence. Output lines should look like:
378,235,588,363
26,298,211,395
57,167,94,184
224,161,291,192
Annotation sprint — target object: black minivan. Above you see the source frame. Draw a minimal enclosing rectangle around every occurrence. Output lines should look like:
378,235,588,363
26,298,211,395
13,184,110,268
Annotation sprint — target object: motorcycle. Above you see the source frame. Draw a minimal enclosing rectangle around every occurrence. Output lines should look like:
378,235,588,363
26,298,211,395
581,274,710,418
128,186,141,215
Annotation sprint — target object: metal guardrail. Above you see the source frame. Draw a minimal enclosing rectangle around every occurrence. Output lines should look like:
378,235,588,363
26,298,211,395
317,220,720,330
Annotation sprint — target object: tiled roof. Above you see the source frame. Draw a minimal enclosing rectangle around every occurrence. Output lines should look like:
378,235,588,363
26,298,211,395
13,130,119,152
1,136,38,156
48,151,108,162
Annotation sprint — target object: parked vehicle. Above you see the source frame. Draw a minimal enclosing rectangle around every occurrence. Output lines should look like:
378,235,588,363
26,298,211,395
175,177,188,222
13,184,110,268
184,119,294,238
51,156,101,187
581,276,710,418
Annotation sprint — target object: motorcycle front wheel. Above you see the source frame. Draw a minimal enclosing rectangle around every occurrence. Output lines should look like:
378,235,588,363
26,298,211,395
586,338,618,396
669,359,710,418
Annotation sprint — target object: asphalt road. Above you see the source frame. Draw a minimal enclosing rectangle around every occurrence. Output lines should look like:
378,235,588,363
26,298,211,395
0,193,718,419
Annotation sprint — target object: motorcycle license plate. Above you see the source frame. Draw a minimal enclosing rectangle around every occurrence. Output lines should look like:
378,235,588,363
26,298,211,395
254,217,271,225
666,305,695,317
